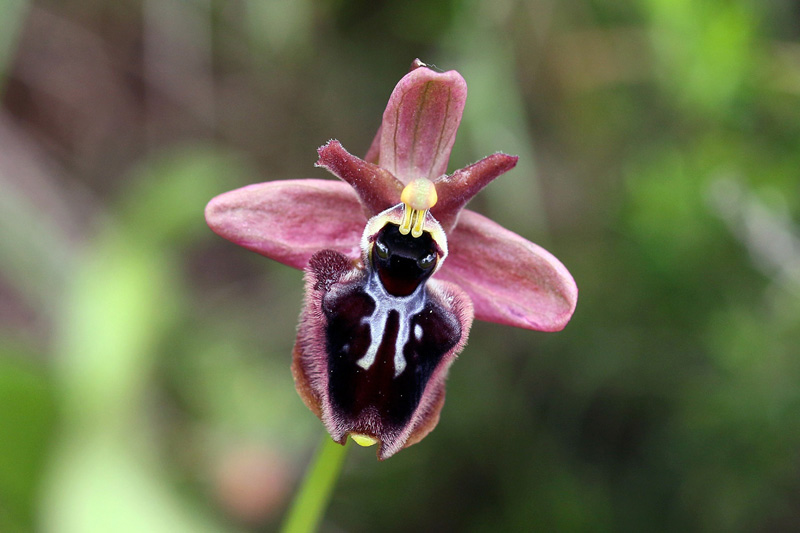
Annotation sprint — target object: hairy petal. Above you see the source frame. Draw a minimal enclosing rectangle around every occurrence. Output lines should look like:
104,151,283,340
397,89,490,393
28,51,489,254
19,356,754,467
316,140,403,217
432,153,519,232
379,65,467,183
437,210,578,331
204,180,365,269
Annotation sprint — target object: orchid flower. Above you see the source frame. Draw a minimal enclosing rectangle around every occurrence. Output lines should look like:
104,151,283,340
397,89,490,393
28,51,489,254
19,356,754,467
205,60,578,460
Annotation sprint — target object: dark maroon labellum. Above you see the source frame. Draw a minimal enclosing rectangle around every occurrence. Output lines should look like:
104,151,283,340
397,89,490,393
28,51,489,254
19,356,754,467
323,268,460,442
293,221,468,458
322,224,458,440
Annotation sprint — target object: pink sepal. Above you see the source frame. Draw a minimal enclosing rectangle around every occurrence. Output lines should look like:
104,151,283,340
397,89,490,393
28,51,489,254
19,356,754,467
436,210,578,331
204,179,365,269
378,65,467,183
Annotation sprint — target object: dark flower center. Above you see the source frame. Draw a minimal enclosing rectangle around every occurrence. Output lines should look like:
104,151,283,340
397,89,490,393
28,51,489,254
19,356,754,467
372,223,437,297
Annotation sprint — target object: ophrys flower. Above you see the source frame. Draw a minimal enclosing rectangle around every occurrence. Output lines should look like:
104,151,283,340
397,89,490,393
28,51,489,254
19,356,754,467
206,60,577,459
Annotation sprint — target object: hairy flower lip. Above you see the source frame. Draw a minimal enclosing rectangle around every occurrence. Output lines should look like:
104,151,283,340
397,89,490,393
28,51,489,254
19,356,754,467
294,248,474,460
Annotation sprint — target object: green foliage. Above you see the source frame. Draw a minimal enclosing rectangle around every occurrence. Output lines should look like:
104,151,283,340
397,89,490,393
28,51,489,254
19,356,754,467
0,350,54,532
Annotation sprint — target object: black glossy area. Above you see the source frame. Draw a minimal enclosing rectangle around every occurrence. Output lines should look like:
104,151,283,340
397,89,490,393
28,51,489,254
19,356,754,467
372,223,438,296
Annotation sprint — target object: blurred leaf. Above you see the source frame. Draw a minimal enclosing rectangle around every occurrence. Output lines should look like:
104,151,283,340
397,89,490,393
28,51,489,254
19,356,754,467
53,233,175,425
42,435,234,533
0,350,55,531
646,0,760,118
41,145,247,533
172,326,315,447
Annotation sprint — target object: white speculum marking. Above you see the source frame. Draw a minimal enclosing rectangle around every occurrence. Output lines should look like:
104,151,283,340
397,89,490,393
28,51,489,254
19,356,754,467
356,272,426,378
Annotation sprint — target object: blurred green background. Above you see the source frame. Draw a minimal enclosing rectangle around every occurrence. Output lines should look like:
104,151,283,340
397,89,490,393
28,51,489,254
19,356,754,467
2,0,800,531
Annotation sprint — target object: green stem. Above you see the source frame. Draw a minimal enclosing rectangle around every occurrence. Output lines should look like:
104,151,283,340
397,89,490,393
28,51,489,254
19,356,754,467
280,435,349,533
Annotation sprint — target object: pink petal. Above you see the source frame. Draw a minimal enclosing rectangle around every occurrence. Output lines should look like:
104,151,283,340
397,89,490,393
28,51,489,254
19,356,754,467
379,65,467,183
316,140,403,217
432,153,519,232
436,210,578,332
205,179,365,270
